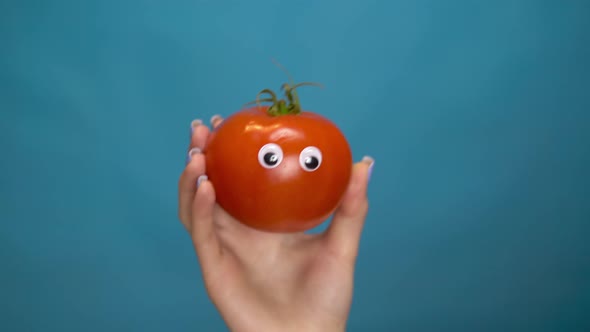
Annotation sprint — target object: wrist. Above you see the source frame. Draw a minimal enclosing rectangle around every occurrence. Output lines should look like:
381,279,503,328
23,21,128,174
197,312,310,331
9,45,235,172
292,321,346,332
229,320,346,332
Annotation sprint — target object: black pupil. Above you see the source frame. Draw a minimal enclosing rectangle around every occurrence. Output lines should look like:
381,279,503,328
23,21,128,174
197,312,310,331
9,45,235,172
304,156,319,169
264,153,278,165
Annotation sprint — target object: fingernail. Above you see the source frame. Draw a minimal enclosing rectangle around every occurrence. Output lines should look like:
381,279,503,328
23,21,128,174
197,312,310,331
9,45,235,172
362,156,374,182
190,119,202,138
197,175,208,189
210,114,222,126
186,147,202,165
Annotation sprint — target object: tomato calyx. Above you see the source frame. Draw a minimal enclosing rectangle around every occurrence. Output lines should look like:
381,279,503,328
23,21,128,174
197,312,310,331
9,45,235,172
243,60,323,116
246,82,322,116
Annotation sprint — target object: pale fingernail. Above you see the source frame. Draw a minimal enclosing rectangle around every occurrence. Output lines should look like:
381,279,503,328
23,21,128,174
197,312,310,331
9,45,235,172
210,114,222,126
190,119,202,138
362,156,374,182
186,147,202,165
197,175,208,188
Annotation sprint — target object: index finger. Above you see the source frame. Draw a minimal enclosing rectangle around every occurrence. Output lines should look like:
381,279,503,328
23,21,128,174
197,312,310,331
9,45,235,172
189,119,211,152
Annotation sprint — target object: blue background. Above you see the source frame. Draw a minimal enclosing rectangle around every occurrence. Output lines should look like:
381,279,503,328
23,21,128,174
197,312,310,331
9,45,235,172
1,0,589,331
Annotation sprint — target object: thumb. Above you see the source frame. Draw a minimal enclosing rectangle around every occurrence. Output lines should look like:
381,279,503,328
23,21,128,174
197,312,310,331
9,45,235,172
324,156,374,260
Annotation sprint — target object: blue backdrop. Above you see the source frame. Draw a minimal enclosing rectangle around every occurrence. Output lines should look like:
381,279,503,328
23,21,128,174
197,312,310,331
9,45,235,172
1,0,589,331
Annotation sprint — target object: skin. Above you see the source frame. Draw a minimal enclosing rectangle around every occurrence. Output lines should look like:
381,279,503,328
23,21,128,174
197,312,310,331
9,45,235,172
178,115,373,332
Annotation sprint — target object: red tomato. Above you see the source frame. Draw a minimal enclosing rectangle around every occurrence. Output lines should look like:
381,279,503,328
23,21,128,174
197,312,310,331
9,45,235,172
204,85,352,233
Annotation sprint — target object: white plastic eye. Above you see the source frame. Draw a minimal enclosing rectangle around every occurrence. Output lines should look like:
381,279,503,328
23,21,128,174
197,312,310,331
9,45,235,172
258,143,284,169
299,146,322,172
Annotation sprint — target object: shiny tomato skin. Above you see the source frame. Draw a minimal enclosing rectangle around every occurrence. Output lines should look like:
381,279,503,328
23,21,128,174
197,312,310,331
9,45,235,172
204,106,352,233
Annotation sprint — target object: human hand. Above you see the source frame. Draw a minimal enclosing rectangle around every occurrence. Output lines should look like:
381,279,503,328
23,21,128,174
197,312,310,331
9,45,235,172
178,116,373,332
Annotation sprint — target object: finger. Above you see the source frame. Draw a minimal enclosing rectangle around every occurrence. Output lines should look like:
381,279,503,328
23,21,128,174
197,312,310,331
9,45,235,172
210,114,224,129
324,156,374,261
178,148,206,230
189,119,211,152
190,177,222,268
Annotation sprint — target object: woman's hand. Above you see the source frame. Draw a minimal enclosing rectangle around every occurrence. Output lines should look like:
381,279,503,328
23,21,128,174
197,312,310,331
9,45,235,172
178,116,373,332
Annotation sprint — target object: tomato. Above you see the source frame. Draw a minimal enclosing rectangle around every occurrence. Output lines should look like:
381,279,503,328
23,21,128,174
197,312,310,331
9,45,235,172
204,83,352,233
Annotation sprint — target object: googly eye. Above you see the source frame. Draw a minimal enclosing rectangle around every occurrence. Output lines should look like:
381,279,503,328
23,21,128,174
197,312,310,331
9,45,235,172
258,143,284,169
299,146,322,172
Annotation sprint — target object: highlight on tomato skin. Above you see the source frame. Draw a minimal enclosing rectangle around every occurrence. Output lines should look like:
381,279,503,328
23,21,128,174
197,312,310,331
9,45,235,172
203,80,353,233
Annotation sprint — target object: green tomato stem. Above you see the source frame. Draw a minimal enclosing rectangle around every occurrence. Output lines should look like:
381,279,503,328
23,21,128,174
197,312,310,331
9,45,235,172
242,60,323,116
246,82,323,116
